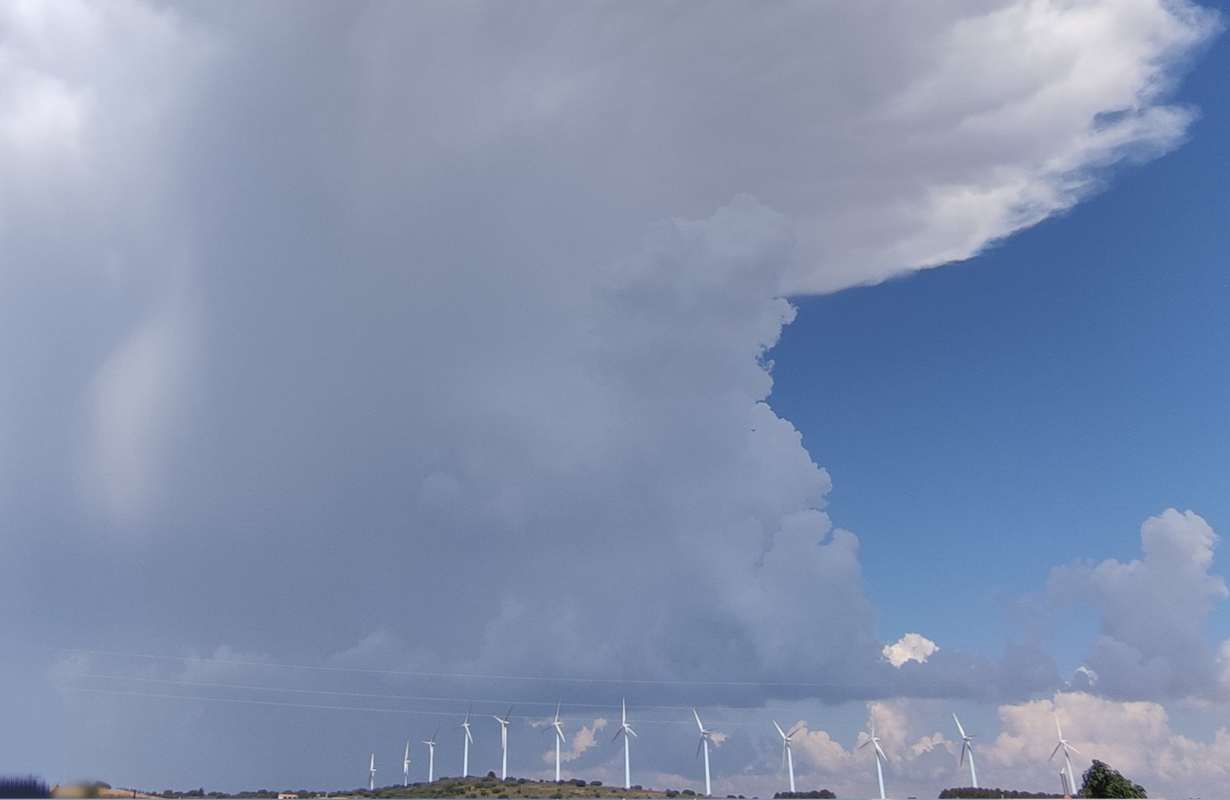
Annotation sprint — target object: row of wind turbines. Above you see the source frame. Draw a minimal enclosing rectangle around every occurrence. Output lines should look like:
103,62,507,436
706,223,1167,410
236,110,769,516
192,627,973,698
365,703,1083,800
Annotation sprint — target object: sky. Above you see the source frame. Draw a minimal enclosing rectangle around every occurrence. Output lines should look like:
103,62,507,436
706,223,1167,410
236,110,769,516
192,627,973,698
1,1,1229,798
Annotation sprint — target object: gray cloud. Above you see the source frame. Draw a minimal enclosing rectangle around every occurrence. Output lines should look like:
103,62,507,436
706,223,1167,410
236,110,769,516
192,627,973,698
0,0,1221,792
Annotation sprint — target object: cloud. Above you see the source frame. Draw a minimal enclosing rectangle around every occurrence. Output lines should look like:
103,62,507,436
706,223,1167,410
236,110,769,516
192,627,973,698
1049,509,1229,699
980,691,1230,798
0,0,1221,792
1072,665,1100,690
544,719,608,765
883,634,941,668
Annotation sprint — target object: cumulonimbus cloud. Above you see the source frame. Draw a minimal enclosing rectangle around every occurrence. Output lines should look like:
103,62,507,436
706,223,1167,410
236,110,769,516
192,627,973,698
0,0,1222,793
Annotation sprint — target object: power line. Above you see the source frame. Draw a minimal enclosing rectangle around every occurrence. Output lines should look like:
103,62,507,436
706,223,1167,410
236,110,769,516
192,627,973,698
59,647,879,692
60,685,752,727
71,673,700,714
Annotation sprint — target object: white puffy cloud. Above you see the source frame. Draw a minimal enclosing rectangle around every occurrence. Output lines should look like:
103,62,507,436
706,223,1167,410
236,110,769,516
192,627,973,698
981,692,1230,798
1049,509,1229,698
883,634,941,668
778,702,955,797
543,718,608,765
768,692,1230,798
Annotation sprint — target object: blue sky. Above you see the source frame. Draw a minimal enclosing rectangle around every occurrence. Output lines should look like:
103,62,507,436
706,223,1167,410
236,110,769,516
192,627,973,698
773,26,1230,660
3,2,1230,798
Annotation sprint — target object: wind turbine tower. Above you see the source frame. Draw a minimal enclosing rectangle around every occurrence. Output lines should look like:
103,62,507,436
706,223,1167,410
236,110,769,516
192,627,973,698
772,721,801,794
858,721,888,800
368,752,376,792
493,707,513,780
423,727,439,783
692,708,717,798
613,698,638,790
460,708,474,777
1050,717,1079,796
551,702,567,783
403,740,412,787
953,713,978,788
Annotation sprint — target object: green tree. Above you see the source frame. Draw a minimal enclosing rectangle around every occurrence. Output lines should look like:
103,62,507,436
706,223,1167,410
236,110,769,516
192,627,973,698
1078,760,1147,798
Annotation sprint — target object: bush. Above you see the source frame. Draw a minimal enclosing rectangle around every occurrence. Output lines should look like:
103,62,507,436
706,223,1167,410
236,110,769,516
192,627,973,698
589,782,602,787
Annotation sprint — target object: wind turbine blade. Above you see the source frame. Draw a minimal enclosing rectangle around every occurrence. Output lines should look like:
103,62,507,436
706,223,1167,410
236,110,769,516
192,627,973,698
858,739,871,750
692,708,704,733
1055,716,1064,740
953,713,966,740
875,742,888,762
613,728,624,744
627,726,638,738
787,725,803,738
506,706,514,721
1067,744,1081,755
556,700,562,721
1050,743,1063,761
773,720,786,739
959,745,966,767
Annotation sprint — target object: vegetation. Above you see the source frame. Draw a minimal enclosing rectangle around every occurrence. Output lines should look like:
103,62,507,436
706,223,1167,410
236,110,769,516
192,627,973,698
65,777,751,800
146,777,693,799
938,788,1062,798
1,776,51,799
353,776,679,799
1077,760,1146,799
773,791,836,799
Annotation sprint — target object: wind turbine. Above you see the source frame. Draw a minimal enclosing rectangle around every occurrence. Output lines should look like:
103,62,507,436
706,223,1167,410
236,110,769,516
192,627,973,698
772,721,801,794
551,702,567,783
692,708,717,798
493,706,513,780
460,707,474,777
423,727,439,783
612,698,638,790
953,713,978,788
858,721,888,800
403,740,412,787
368,752,376,792
1050,716,1079,796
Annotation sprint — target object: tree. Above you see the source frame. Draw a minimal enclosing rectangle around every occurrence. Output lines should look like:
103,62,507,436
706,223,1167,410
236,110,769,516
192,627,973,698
1078,760,1147,798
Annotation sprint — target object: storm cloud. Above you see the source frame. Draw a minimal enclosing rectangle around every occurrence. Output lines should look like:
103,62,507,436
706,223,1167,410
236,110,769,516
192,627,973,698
0,0,1223,794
